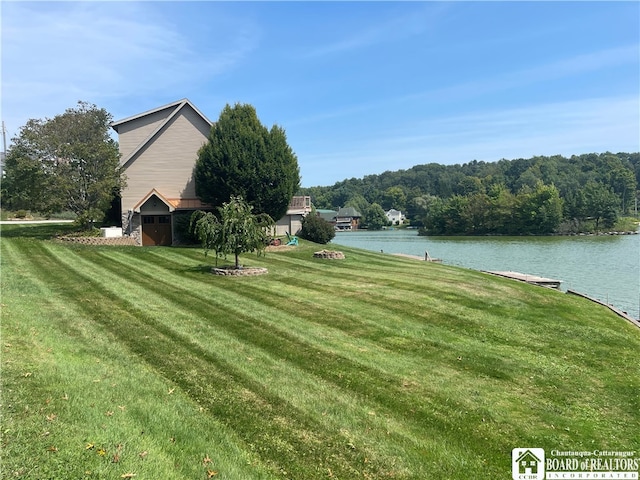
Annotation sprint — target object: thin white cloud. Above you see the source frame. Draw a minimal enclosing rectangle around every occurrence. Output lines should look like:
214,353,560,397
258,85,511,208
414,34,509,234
1,2,258,138
299,95,640,186
300,3,451,58
288,43,639,134
398,43,640,107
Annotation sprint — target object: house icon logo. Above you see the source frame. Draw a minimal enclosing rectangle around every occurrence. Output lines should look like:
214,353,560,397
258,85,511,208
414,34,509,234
512,448,545,480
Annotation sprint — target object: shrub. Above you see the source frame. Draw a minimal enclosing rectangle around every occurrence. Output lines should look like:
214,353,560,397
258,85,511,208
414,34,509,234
49,210,77,220
67,227,101,237
173,210,202,245
14,210,30,219
299,215,335,244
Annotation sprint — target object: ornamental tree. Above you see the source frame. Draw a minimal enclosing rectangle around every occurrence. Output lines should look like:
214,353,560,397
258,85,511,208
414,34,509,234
191,196,273,269
194,103,300,221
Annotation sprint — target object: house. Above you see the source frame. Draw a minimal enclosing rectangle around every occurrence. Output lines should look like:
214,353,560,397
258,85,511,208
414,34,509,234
274,195,311,236
386,208,404,225
111,99,308,245
316,209,338,224
515,450,541,475
111,99,212,246
335,206,362,231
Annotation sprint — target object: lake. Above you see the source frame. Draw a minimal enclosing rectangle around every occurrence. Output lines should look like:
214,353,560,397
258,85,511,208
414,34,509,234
332,229,640,320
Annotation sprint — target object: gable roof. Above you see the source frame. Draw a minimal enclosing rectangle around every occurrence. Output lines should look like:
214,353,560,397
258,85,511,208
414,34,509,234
111,98,213,169
132,188,176,213
337,206,362,218
316,209,337,222
516,450,541,463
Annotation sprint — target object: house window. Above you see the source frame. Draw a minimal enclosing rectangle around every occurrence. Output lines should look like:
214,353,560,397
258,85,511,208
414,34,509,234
143,216,155,224
158,216,171,224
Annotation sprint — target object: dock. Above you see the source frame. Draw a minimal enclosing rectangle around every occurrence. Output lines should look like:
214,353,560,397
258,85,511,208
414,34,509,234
483,271,562,289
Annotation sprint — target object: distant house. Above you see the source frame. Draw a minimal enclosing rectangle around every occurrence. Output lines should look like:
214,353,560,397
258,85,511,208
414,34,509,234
111,99,310,245
275,195,311,236
316,209,338,223
386,208,404,225
335,207,362,231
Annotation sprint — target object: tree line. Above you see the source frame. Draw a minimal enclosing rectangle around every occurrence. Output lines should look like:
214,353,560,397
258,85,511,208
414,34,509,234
301,152,639,234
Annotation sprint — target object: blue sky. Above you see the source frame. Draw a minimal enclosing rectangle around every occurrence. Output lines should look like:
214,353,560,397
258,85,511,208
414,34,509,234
2,1,639,187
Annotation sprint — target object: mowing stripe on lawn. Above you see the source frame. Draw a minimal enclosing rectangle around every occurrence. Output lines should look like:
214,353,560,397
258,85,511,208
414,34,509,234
1,239,277,480
5,233,639,479
40,242,509,476
26,241,412,479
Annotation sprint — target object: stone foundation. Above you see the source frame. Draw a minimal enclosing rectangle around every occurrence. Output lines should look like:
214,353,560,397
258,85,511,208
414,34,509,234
121,211,142,245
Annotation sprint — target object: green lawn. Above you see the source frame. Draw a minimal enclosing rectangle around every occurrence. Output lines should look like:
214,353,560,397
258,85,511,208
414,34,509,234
1,224,639,479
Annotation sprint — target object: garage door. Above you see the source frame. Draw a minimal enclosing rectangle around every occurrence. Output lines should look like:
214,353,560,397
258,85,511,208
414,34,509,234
141,215,172,246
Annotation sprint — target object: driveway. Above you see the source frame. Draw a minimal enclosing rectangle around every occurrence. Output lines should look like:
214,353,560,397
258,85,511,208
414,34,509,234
0,220,75,225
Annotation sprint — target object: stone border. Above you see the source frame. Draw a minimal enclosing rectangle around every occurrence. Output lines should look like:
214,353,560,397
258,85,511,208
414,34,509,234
313,250,345,259
212,266,268,276
567,289,640,329
57,236,137,246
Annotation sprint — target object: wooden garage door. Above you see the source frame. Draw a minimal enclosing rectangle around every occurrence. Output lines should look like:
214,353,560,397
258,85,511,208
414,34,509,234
141,215,172,246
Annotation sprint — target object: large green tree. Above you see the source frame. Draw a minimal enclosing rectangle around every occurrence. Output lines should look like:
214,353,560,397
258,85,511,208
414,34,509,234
515,182,564,234
2,102,124,227
194,103,300,221
583,181,619,231
364,203,389,230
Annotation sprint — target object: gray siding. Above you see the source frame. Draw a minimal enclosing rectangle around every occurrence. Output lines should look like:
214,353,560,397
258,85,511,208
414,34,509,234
117,108,173,161
120,105,211,212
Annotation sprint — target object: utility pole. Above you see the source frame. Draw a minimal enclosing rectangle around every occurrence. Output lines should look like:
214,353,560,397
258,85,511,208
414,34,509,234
1,121,6,173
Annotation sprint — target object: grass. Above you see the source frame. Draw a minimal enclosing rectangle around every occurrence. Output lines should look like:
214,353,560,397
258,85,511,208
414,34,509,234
615,215,640,232
1,223,639,479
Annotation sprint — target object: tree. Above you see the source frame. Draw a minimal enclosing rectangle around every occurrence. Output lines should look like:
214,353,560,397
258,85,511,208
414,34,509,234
515,182,564,234
191,196,273,269
1,134,64,215
443,195,470,234
299,214,335,244
380,186,406,211
364,203,389,230
485,183,515,233
419,196,447,235
608,166,636,214
344,193,369,220
2,102,124,227
462,192,490,234
583,182,618,231
194,103,300,221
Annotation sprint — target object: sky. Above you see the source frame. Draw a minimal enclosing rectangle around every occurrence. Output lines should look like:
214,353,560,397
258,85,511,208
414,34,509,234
2,1,639,187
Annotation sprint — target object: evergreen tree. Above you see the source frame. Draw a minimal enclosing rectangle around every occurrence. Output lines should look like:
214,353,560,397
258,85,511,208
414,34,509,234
194,103,300,221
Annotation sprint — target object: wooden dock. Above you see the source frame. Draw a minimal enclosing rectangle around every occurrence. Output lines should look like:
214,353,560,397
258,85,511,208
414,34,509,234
483,271,562,289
